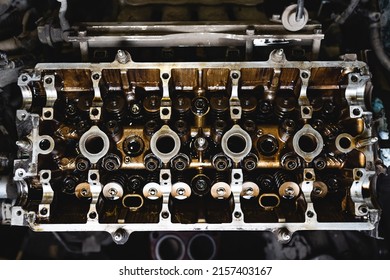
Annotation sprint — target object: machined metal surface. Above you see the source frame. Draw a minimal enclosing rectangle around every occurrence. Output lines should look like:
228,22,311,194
0,48,382,244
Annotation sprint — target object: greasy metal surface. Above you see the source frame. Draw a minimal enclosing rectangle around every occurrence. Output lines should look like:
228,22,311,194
8,50,381,243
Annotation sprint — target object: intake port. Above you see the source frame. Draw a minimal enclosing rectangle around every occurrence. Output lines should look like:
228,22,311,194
122,194,144,211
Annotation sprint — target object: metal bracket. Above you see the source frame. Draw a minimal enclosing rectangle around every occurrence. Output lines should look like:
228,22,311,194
231,169,244,222
43,75,57,107
298,70,312,119
160,71,172,120
350,168,375,216
345,73,370,108
159,169,172,222
87,170,102,222
229,70,242,120
301,169,317,223
37,170,54,220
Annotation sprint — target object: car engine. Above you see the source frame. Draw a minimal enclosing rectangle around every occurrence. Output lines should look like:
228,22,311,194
0,0,389,257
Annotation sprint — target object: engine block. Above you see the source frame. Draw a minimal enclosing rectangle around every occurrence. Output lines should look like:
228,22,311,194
8,49,381,243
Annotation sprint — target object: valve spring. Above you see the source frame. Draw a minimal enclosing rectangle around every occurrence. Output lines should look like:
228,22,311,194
256,100,274,122
103,172,127,187
211,119,227,144
321,100,338,119
209,95,229,120
214,172,228,184
243,173,252,182
241,95,257,119
104,94,127,122
323,123,343,140
143,95,161,120
64,101,80,123
274,96,297,120
274,170,295,188
257,174,276,192
322,174,341,193
173,96,191,119
325,154,345,168
146,173,159,184
176,174,186,183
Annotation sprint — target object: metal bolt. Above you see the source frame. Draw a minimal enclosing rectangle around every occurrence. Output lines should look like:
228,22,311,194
149,188,157,196
131,103,141,114
285,187,295,197
81,188,88,197
314,187,322,195
161,211,169,219
195,180,207,191
245,187,254,196
108,188,118,196
114,231,123,241
177,188,185,196
217,187,226,197
117,50,129,64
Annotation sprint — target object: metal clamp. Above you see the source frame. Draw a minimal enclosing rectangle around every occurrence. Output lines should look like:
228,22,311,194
159,169,172,222
231,169,244,222
229,70,242,120
87,170,102,222
160,71,172,120
38,170,54,220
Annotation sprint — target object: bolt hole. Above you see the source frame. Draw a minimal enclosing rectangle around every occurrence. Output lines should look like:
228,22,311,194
91,108,99,116
302,107,310,115
162,173,169,180
90,173,98,181
16,210,22,216
162,108,170,116
356,170,363,178
359,206,368,214
233,173,241,180
45,77,53,84
92,73,100,80
41,172,49,180
43,110,52,118
352,108,361,116
162,73,170,79
301,72,309,79
39,139,51,151
307,211,314,218
351,75,358,82
161,211,169,219
89,211,97,219
231,72,239,79
305,172,313,180
234,211,242,218
40,207,48,215
232,108,240,115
